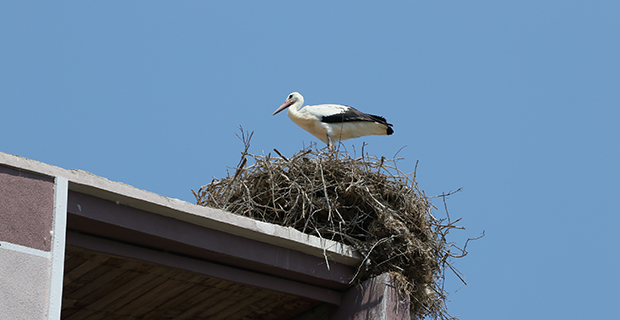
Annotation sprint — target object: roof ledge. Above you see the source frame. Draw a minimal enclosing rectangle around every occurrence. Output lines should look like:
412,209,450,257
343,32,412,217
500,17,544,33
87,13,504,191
0,151,361,266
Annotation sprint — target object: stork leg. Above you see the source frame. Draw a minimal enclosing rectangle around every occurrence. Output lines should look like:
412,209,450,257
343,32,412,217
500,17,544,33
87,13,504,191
326,134,333,151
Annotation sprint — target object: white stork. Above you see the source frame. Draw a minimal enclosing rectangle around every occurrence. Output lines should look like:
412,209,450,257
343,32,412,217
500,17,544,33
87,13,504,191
272,92,394,148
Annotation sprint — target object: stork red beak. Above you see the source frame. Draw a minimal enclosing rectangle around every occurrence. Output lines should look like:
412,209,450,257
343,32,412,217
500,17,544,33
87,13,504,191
272,100,292,116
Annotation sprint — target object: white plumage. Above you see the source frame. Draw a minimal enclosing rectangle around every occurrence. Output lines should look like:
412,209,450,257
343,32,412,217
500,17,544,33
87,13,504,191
272,92,394,148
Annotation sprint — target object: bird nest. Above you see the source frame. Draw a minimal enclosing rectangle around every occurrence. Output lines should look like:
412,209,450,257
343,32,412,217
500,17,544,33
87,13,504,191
193,131,472,320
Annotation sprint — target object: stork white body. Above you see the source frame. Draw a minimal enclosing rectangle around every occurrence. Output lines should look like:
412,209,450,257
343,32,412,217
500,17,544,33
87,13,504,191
273,92,394,148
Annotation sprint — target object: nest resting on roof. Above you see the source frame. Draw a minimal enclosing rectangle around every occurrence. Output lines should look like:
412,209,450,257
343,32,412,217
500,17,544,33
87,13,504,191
194,137,467,319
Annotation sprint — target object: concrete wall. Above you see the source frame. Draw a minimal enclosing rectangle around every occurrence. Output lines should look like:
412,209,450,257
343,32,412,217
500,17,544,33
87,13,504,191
0,165,67,320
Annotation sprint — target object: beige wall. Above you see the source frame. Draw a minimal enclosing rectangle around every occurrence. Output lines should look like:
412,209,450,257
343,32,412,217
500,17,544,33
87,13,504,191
0,248,50,319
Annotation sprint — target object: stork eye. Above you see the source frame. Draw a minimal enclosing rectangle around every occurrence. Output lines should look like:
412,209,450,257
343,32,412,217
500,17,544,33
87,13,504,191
288,94,293,100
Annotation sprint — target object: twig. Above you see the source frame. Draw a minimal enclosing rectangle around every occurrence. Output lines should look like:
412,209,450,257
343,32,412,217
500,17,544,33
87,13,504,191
317,161,334,222
350,234,399,283
314,226,331,271
273,148,288,161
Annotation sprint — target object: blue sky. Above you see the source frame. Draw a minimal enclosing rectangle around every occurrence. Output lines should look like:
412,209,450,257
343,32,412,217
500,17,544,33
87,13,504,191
2,2,619,318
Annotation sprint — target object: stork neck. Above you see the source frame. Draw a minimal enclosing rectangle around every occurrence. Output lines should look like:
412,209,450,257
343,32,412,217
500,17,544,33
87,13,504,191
287,100,304,115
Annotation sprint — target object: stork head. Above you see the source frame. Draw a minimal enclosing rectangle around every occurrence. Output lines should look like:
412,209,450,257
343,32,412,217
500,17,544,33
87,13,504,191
272,92,304,115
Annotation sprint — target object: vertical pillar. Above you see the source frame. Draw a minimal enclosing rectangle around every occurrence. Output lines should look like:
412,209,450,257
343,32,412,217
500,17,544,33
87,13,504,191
330,273,410,320
0,165,66,320
48,177,68,319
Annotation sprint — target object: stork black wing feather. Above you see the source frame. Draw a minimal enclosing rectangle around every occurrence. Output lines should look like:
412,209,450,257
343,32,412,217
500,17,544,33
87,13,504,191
321,107,390,125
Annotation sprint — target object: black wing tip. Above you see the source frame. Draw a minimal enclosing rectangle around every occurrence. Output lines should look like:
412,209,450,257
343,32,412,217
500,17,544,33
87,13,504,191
371,114,394,135
378,115,394,135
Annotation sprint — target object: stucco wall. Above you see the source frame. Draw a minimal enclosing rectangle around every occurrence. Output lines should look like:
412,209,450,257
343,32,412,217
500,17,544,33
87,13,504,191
0,165,57,320
0,165,54,251
0,248,50,320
